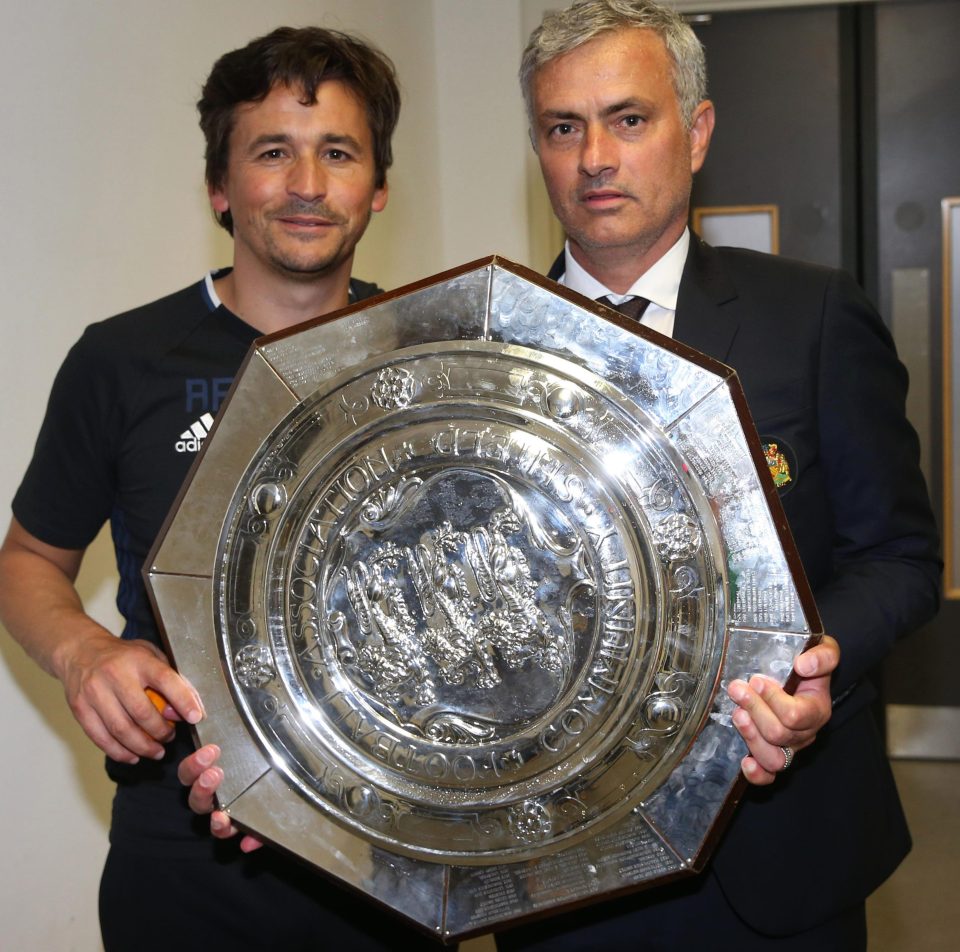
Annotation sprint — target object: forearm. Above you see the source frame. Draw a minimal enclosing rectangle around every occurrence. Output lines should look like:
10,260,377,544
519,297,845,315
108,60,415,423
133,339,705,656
0,516,203,761
0,525,100,681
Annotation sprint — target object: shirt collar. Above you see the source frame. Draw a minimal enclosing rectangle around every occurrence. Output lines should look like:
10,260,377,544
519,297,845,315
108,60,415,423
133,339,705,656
203,270,225,310
560,228,689,310
203,268,359,313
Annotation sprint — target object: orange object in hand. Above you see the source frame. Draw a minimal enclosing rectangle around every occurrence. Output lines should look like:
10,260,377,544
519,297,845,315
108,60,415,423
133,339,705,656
146,687,175,727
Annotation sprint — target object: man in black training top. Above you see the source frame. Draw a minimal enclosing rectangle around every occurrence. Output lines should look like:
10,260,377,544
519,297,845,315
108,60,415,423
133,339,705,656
0,27,427,952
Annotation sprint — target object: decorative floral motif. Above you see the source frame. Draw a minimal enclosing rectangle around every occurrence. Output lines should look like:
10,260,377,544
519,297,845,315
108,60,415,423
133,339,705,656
234,645,275,689
653,513,702,562
508,800,553,844
371,367,416,410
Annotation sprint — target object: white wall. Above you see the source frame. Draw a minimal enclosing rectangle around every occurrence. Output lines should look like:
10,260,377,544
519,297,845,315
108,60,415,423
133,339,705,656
431,0,529,268
0,1,529,947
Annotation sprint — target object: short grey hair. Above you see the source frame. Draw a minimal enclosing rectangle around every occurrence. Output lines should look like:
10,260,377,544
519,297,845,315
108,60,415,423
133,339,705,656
520,0,707,133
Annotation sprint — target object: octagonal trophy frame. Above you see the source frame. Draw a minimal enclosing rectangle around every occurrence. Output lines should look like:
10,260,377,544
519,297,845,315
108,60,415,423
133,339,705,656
145,256,820,943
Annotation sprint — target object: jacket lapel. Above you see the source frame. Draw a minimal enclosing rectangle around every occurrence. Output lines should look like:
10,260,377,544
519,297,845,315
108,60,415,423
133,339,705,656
674,236,741,363
547,251,564,282
546,238,741,364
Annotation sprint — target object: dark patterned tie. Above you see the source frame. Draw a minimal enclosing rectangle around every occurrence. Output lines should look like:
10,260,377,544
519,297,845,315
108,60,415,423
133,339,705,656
596,294,651,322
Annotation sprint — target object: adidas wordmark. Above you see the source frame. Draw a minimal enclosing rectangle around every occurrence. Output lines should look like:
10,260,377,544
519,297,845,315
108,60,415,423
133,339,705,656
175,412,214,453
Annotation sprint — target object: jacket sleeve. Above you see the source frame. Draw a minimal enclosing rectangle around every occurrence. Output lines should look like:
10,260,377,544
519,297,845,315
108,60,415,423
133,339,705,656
811,268,940,695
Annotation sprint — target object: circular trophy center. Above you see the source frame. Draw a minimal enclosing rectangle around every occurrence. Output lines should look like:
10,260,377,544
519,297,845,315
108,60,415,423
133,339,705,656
217,347,724,863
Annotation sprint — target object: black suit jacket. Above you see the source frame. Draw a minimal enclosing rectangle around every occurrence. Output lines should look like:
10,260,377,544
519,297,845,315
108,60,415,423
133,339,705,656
548,237,941,934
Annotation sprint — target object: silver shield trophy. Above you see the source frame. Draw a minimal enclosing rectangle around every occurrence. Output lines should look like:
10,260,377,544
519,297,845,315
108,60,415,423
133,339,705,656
145,256,820,943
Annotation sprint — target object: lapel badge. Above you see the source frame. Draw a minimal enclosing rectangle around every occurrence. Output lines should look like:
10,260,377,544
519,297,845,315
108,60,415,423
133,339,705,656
762,440,793,490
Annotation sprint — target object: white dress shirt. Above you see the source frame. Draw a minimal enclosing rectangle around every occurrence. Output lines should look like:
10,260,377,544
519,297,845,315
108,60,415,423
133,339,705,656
558,228,690,339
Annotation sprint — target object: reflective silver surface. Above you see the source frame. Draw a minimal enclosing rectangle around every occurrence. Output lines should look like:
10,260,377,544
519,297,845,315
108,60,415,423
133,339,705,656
146,257,819,941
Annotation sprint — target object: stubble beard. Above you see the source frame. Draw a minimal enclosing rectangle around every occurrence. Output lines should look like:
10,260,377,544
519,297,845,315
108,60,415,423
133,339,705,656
563,179,691,264
264,231,349,281
261,200,371,281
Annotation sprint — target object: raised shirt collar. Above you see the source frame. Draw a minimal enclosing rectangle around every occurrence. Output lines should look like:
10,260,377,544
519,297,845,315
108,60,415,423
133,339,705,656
561,228,689,310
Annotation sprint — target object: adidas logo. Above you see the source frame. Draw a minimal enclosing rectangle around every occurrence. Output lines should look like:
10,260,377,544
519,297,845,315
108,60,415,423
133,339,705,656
175,412,214,453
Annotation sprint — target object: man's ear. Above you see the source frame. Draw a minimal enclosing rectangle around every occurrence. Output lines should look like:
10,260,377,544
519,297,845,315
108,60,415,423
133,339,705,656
689,100,715,174
372,180,389,214
208,181,229,216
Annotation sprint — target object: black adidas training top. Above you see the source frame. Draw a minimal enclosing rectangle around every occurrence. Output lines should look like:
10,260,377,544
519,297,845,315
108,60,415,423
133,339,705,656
12,272,381,835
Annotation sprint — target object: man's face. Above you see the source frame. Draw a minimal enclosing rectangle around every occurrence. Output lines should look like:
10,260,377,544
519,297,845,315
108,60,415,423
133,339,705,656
209,80,387,284
531,28,713,285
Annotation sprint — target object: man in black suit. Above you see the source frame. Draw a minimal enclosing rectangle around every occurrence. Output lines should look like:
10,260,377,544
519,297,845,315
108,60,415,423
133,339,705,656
500,1,940,949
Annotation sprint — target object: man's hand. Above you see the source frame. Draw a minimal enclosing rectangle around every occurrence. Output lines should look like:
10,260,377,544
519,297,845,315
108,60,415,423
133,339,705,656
0,517,203,764
727,635,840,786
53,630,204,764
178,745,263,852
